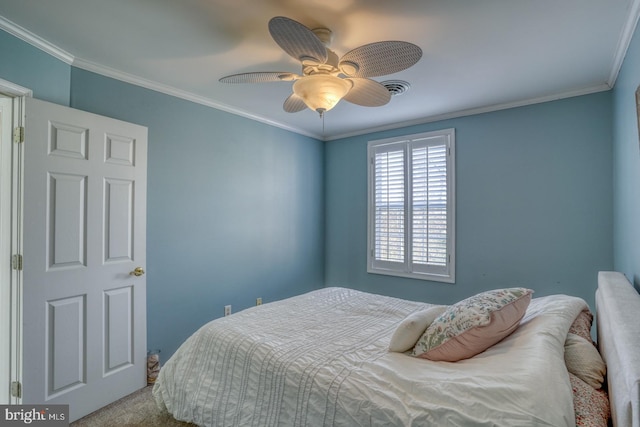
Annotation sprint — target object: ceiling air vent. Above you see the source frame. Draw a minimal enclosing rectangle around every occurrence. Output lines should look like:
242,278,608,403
381,80,410,96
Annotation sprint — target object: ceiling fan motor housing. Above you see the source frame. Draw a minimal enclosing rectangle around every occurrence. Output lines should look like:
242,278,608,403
302,49,340,76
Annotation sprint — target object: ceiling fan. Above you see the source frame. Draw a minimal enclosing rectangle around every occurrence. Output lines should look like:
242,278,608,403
219,16,423,117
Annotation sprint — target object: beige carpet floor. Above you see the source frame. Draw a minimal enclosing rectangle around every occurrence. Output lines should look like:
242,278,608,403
70,386,193,426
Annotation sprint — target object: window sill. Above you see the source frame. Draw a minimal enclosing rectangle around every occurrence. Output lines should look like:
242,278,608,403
367,267,455,284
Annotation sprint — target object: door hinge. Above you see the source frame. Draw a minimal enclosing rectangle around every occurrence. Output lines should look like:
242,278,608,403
12,254,22,271
11,381,21,398
13,126,24,143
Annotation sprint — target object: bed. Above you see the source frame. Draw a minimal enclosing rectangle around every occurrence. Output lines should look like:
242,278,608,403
153,272,639,426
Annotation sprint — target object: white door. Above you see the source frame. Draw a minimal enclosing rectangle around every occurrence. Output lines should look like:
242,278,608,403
20,97,147,421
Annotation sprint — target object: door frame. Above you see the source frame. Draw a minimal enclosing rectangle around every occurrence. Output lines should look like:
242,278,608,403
0,95,14,405
0,78,31,404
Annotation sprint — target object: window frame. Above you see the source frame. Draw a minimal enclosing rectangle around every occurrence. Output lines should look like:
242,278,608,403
367,128,456,283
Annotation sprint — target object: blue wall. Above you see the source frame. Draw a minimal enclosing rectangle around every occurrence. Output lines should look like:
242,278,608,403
69,69,325,358
612,24,640,289
0,25,622,358
0,27,325,359
325,93,613,310
0,30,70,105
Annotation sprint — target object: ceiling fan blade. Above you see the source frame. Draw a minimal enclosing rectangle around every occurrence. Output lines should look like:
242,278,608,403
339,41,422,78
268,16,328,64
343,78,391,107
219,72,299,84
283,93,307,113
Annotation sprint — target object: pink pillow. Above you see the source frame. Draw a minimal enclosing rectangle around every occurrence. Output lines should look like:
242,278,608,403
412,288,533,362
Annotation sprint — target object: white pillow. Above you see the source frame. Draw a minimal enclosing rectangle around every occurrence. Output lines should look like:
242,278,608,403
389,306,447,353
564,332,606,389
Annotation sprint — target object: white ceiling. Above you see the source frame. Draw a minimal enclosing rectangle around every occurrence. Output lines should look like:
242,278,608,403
0,0,637,140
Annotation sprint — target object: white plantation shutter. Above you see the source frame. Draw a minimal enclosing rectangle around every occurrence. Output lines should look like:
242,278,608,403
368,129,455,283
373,149,405,263
411,141,449,276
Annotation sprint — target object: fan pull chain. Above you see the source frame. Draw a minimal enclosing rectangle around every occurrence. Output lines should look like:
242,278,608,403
316,107,326,136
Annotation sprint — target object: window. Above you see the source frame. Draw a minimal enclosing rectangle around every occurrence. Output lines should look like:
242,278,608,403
367,129,455,283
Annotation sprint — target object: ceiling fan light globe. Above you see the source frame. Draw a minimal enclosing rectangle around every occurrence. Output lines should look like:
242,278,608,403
293,75,353,113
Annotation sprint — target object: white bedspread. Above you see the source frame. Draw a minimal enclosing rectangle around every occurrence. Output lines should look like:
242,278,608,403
153,287,587,426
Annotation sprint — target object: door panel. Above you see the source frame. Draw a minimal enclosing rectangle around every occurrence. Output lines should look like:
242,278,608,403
46,295,85,397
104,178,134,262
104,286,133,374
21,97,147,421
48,172,87,268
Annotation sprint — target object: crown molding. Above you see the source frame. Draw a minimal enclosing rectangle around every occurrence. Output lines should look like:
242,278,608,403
0,16,74,64
72,57,322,140
71,55,614,142
608,0,640,86
325,84,612,141
0,13,321,140
0,9,631,142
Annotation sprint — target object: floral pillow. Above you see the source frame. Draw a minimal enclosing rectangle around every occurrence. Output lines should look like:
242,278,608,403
570,372,610,427
412,288,533,362
569,310,595,344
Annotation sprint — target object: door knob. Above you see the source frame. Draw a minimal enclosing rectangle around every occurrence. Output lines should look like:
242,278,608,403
130,267,145,276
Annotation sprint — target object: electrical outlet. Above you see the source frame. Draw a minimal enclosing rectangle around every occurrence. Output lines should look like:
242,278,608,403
256,297,262,306
224,305,231,316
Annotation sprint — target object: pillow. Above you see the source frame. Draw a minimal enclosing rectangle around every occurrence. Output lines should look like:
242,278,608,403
412,288,533,362
389,306,447,352
569,309,595,344
569,372,610,427
564,333,606,389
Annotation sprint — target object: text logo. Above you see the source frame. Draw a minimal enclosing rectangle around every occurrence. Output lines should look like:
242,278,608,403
0,405,68,426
